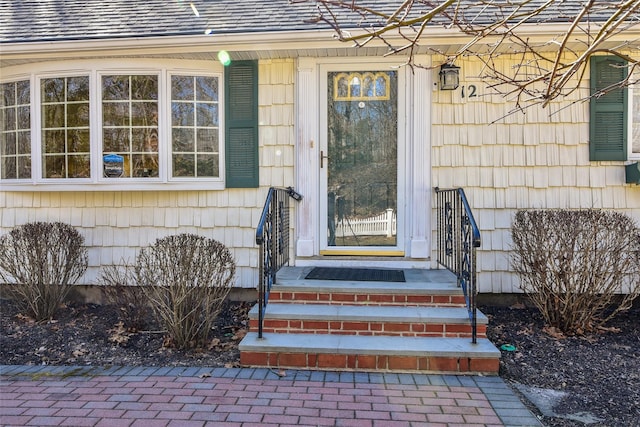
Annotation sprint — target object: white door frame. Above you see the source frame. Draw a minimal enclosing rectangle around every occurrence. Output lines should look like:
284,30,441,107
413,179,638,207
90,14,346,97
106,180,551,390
294,56,432,260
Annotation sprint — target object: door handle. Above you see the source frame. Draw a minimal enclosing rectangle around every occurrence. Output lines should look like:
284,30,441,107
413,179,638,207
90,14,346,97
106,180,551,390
320,150,330,168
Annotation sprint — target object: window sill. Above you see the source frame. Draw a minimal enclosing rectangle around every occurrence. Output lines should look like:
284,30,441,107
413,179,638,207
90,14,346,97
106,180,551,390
0,181,226,192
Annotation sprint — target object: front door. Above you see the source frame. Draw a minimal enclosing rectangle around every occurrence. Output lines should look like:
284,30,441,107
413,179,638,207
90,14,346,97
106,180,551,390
320,67,403,255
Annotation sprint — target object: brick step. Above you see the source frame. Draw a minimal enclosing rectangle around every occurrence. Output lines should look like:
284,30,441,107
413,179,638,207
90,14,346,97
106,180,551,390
239,332,500,374
270,267,465,307
249,303,487,338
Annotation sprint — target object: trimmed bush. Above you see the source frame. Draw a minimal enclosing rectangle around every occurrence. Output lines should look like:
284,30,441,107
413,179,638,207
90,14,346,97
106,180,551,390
134,233,236,349
0,222,88,321
97,263,150,331
511,209,640,334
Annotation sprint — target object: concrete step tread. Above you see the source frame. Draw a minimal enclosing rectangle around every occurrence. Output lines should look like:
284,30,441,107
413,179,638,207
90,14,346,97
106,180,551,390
239,332,500,358
250,303,487,324
274,267,460,295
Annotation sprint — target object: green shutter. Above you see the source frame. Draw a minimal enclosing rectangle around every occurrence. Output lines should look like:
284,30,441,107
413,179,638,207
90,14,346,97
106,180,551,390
225,60,258,187
589,56,628,161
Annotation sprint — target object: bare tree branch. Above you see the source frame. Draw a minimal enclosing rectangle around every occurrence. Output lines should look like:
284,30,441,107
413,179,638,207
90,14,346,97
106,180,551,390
296,0,640,112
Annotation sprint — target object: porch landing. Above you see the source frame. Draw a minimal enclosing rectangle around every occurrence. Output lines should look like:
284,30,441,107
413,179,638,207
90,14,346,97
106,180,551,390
239,267,501,375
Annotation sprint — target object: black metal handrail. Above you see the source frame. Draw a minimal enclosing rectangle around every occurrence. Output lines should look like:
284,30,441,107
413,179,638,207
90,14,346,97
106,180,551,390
255,186,302,339
434,187,481,344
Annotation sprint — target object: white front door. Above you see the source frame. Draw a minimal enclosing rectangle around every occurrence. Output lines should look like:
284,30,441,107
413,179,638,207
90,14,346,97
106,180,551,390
319,65,405,256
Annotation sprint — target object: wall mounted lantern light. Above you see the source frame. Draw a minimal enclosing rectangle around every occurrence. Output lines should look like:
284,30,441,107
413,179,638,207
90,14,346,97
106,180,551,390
439,63,460,90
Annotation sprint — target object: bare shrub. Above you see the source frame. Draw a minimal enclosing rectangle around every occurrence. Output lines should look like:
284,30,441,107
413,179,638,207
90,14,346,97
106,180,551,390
96,263,150,331
0,222,88,321
134,233,236,349
511,209,640,335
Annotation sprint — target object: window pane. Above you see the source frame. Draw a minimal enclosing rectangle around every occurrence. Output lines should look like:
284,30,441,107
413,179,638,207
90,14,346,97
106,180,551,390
103,102,129,126
16,80,30,105
1,80,31,180
131,75,158,100
41,76,90,178
3,107,16,130
1,157,16,179
17,156,31,179
172,76,194,101
196,76,218,102
67,103,90,127
43,155,66,178
172,103,194,126
131,154,159,177
132,128,158,152
2,133,16,155
42,104,64,128
170,74,220,178
42,78,65,102
197,154,218,177
173,128,195,152
2,83,15,106
17,106,30,128
197,128,218,152
43,130,65,153
68,154,90,178
131,102,158,126
17,131,30,154
173,153,195,177
196,103,217,127
102,76,129,100
69,129,90,153
67,77,89,102
103,128,130,152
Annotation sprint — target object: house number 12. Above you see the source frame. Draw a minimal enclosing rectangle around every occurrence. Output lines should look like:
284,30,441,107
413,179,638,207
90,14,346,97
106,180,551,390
461,84,478,98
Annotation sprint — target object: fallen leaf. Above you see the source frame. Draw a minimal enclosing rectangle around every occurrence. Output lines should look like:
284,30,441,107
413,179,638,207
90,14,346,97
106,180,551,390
208,338,221,350
232,329,247,340
543,325,566,339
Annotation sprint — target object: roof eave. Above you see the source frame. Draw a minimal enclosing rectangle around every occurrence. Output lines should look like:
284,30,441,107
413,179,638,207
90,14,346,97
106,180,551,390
2,23,640,62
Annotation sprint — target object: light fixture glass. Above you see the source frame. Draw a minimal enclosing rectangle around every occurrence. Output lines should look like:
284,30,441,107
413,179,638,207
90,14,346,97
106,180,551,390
439,64,460,90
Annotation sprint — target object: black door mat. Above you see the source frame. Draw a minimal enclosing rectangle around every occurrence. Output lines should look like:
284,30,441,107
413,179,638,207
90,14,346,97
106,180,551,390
305,267,405,282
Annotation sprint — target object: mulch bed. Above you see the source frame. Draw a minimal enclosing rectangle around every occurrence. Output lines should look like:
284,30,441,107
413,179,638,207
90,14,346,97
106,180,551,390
1,297,638,426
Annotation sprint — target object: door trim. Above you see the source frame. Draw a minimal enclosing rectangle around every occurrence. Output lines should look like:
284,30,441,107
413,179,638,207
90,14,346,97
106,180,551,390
294,56,432,260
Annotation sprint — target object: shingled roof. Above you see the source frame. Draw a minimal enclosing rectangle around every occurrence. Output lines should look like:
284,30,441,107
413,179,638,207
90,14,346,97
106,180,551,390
0,0,633,45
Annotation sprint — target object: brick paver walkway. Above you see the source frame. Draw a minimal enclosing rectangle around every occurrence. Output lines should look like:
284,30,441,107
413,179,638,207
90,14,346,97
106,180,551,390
0,365,541,427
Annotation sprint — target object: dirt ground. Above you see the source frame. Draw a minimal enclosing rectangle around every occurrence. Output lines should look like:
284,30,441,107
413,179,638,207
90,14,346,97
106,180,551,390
1,297,638,427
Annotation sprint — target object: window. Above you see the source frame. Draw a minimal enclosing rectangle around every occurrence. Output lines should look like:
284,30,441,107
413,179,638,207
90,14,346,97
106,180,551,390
102,74,159,178
589,56,640,161
0,59,259,190
41,76,91,178
171,75,220,178
1,80,31,179
333,72,390,101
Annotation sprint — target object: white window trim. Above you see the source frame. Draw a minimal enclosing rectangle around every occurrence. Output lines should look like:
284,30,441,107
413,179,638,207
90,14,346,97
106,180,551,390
0,59,225,191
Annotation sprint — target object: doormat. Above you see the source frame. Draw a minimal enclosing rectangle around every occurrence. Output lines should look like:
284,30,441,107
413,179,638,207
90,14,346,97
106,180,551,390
305,267,405,282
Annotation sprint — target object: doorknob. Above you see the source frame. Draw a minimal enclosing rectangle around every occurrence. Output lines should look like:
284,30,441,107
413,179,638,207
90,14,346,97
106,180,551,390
320,150,330,168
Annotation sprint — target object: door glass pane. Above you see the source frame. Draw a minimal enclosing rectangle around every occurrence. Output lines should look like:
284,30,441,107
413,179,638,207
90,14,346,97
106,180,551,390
327,71,398,247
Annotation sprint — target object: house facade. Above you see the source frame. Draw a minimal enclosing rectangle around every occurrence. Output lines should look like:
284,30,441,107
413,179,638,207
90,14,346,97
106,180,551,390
1,1,639,295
